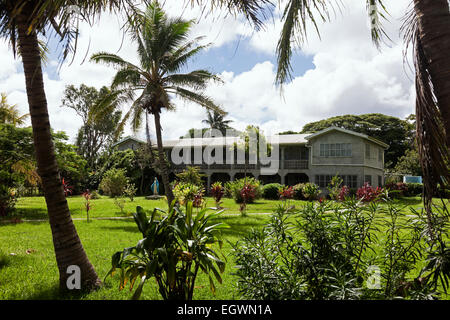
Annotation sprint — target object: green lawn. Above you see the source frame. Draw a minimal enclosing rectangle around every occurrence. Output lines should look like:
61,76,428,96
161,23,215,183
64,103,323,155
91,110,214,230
0,196,448,300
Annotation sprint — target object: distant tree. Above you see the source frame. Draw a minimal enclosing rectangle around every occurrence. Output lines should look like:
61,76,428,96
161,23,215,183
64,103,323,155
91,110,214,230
61,84,123,169
278,130,299,135
0,93,29,127
300,114,415,167
393,148,422,177
202,110,233,135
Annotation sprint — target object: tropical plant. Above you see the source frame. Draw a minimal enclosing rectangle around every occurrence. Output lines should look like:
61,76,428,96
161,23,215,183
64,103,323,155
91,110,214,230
327,174,343,200
105,202,229,300
210,182,224,208
292,183,306,200
302,182,321,201
99,168,129,198
82,190,92,222
227,177,262,204
356,183,384,202
0,93,29,126
202,110,233,135
90,2,224,204
172,182,205,207
233,197,449,300
113,197,126,216
61,178,73,197
337,185,350,202
0,0,147,290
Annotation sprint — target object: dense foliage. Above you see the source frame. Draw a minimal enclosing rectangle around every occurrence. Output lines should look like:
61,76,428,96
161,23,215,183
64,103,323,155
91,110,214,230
99,168,129,197
232,198,450,300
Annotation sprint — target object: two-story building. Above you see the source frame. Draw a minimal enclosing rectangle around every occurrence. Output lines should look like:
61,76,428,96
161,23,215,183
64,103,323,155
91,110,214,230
113,126,388,191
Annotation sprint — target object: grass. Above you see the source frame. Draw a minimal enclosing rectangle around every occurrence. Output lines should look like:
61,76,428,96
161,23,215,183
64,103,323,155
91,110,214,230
0,195,448,300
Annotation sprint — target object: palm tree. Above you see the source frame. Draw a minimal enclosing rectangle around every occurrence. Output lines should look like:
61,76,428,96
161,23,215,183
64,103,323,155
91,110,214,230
0,0,145,291
202,110,233,135
90,2,224,205
0,93,29,126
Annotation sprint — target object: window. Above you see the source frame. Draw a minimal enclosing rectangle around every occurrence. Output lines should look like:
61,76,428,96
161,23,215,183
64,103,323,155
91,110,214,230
378,149,383,162
378,175,382,187
342,175,358,189
319,143,352,157
364,175,372,185
365,144,370,159
315,175,332,188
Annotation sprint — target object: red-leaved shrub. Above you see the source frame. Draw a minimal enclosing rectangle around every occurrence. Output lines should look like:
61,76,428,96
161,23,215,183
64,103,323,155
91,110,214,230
356,183,383,202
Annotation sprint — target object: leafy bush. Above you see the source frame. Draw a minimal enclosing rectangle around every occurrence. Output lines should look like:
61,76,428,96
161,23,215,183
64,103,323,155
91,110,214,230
113,197,126,215
302,182,321,201
228,178,262,204
123,183,137,201
385,182,408,198
90,190,101,199
172,182,205,207
223,181,233,198
99,168,129,197
356,183,383,202
232,199,450,300
278,186,294,201
293,183,306,200
105,203,229,300
262,183,284,200
0,186,17,217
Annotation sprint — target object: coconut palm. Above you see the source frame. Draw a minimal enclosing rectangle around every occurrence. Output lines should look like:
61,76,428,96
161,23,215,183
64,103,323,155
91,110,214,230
202,110,233,135
0,93,29,126
90,2,224,205
0,0,147,291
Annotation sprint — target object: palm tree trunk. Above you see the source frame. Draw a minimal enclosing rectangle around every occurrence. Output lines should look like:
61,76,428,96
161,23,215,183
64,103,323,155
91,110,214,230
153,111,175,204
17,12,101,291
414,0,450,149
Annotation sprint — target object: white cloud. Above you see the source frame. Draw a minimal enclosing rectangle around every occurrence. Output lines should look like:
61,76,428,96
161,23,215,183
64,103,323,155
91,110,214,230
0,0,416,143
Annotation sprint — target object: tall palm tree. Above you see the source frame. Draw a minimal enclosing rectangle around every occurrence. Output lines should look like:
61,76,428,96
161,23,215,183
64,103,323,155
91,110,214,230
202,110,233,135
0,93,29,126
91,2,224,205
0,0,146,291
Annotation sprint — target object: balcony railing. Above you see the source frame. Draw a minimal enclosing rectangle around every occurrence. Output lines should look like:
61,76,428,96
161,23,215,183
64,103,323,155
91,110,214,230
283,160,309,169
171,160,308,171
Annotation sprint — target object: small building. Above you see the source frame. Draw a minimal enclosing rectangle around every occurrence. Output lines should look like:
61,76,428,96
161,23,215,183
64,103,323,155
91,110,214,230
113,126,388,191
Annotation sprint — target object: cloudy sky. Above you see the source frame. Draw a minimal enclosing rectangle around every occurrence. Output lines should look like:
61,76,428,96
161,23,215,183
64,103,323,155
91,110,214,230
0,0,416,143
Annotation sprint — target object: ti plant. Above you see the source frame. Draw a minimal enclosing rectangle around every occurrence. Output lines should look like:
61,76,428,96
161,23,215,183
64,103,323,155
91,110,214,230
105,201,229,300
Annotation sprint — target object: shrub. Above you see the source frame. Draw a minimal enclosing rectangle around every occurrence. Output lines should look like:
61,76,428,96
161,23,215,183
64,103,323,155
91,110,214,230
356,183,383,202
278,186,294,201
106,203,228,300
302,182,321,201
210,182,224,207
292,183,306,200
172,182,205,207
223,181,233,198
123,183,137,201
262,183,284,200
232,199,449,300
113,197,126,215
228,178,262,204
0,186,17,217
90,190,101,199
99,168,129,197
385,182,408,198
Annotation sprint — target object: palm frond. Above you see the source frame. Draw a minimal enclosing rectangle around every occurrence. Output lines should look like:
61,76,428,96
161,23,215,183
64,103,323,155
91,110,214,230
164,70,222,90
366,0,391,49
90,52,142,71
169,86,224,115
